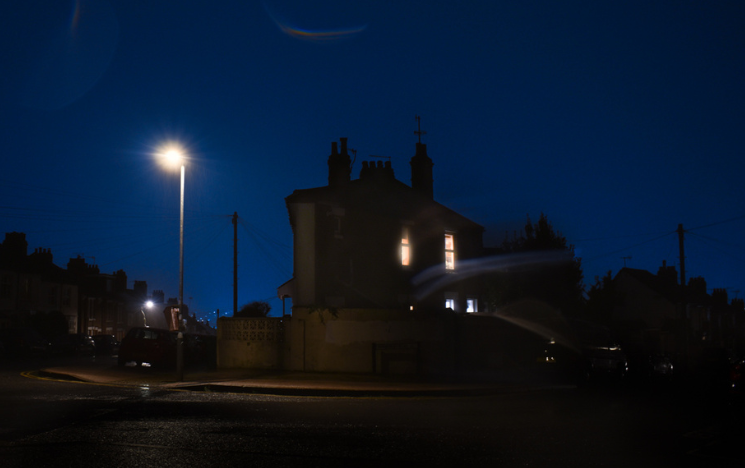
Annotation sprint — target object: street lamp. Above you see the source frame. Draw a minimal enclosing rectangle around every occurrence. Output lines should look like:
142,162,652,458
157,143,186,381
157,144,186,313
141,300,154,327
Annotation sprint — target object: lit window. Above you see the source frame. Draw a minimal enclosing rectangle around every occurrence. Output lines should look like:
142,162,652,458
445,298,455,310
444,233,455,270
401,227,410,266
467,299,478,313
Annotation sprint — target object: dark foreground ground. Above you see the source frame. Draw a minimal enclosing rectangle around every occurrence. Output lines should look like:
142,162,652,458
0,355,743,467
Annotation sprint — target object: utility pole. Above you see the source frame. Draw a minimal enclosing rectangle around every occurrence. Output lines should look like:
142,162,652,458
233,212,238,317
677,224,686,291
677,223,690,370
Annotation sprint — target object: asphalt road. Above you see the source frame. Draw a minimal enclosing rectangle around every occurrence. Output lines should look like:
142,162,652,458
1,356,743,467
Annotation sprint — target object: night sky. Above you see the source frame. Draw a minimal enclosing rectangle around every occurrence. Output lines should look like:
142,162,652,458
2,1,744,323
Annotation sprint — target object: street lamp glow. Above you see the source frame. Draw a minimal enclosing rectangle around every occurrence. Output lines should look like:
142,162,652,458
157,143,186,171
165,149,182,165
141,300,155,327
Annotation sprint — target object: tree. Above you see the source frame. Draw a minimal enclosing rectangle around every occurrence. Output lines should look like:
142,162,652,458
483,213,584,315
584,271,621,326
235,301,271,318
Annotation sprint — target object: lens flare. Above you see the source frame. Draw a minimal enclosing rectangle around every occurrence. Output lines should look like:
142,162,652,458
19,0,119,110
275,23,367,42
262,0,367,43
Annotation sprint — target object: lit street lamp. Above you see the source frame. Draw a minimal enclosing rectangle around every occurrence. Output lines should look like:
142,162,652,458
158,144,186,313
158,143,187,381
141,300,154,327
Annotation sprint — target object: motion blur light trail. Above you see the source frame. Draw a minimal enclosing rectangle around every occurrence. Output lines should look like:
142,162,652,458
489,299,579,353
412,252,580,352
412,250,574,301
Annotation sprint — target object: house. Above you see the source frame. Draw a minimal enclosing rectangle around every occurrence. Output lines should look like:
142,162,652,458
0,231,163,341
0,232,78,333
611,264,683,359
611,262,745,372
219,135,534,375
67,257,153,340
281,137,485,313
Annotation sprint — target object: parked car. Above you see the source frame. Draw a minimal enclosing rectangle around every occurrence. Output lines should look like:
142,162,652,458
118,327,217,368
92,335,120,355
569,319,628,384
648,354,674,379
730,356,743,389
0,327,50,357
118,327,177,367
50,333,96,356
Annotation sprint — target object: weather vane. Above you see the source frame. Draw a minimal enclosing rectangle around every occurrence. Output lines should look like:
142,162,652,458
414,115,427,143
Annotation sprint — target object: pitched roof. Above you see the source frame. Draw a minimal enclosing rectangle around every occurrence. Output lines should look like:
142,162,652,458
286,175,483,231
614,267,680,303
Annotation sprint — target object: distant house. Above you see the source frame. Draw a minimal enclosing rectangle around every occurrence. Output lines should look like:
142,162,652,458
67,258,151,339
611,264,683,357
0,231,162,340
611,262,745,367
0,232,78,333
281,137,485,314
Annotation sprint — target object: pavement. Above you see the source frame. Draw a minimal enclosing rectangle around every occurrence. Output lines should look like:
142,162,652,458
37,362,575,397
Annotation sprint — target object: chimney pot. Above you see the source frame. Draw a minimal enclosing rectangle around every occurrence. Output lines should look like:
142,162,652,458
340,137,348,155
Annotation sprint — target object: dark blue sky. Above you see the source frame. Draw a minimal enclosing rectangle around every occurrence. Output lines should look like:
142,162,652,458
2,0,744,322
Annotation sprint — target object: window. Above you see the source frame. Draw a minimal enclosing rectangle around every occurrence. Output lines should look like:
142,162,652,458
445,298,455,310
0,276,12,299
62,287,71,307
467,298,478,313
48,286,57,307
401,227,410,266
444,233,455,270
328,207,345,239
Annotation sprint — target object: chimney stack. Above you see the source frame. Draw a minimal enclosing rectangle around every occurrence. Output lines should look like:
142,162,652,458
328,138,351,188
410,142,434,199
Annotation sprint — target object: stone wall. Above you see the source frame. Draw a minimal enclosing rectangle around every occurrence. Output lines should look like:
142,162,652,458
217,308,536,375
217,317,285,369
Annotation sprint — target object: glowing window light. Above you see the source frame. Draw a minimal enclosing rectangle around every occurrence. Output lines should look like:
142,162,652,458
401,227,410,266
445,233,455,270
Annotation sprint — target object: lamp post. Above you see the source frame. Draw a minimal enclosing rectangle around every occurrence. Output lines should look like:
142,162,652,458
158,144,186,381
161,147,186,311
159,146,186,313
141,300,154,327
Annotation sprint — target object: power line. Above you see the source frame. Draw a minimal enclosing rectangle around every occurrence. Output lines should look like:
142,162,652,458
688,213,745,231
581,231,676,263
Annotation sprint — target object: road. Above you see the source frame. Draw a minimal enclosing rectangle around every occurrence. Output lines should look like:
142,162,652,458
0,356,743,467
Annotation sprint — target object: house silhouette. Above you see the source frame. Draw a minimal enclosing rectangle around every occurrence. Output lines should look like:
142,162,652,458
280,137,485,314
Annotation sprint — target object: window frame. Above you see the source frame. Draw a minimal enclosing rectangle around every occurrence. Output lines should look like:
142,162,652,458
444,232,455,270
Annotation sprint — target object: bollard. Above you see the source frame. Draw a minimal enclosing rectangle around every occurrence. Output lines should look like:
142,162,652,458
177,332,184,381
